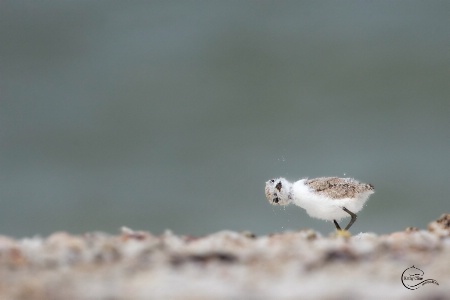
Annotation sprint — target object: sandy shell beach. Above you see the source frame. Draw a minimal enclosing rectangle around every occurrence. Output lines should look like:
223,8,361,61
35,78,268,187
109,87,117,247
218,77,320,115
0,214,448,300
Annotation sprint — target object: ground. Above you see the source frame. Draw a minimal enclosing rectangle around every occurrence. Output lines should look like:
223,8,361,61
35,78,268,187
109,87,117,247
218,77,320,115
0,214,448,300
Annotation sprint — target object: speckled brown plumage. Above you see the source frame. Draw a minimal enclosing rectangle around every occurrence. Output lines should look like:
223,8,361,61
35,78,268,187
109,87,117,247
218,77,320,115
304,177,374,199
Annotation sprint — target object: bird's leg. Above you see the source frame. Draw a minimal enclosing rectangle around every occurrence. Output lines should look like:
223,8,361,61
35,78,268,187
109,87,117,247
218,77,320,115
342,207,357,231
334,218,351,238
333,220,342,230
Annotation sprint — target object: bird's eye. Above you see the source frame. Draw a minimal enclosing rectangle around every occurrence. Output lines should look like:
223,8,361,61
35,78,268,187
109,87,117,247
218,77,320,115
270,179,275,183
275,182,282,191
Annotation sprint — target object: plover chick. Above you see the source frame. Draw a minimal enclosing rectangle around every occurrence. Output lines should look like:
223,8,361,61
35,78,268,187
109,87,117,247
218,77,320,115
265,177,374,233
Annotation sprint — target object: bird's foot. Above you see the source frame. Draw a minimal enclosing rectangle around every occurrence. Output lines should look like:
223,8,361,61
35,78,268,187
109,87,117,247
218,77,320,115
335,229,351,238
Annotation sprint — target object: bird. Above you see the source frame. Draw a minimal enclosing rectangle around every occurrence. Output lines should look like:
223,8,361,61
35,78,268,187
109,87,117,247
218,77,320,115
265,176,374,235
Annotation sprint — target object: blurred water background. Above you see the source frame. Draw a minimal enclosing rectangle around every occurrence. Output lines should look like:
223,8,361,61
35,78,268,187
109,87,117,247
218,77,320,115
1,1,449,238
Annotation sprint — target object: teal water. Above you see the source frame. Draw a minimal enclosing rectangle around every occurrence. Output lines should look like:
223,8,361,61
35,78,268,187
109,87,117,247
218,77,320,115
1,1,449,237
